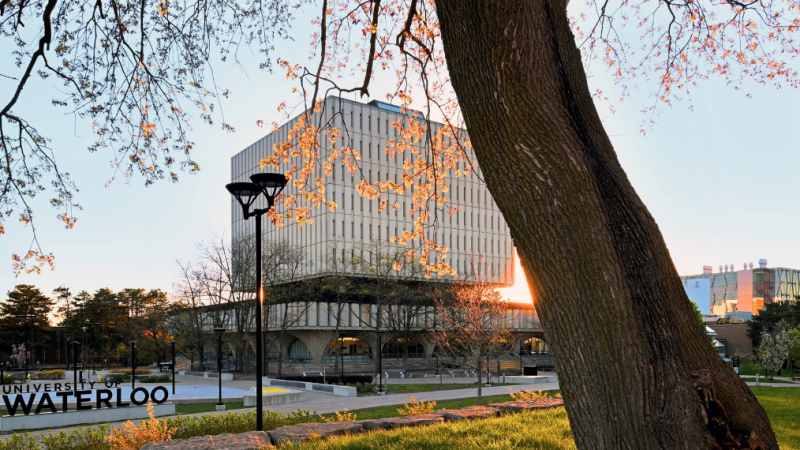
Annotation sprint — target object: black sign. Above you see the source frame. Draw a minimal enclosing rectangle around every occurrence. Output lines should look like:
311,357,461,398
732,356,740,368
1,382,169,416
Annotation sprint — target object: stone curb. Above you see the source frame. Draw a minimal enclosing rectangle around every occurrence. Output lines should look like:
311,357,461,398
142,398,565,449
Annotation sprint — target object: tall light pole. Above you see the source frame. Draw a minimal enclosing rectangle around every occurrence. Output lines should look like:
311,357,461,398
15,314,35,380
226,172,287,431
170,340,176,395
214,328,227,408
85,323,101,374
375,330,384,393
130,341,137,390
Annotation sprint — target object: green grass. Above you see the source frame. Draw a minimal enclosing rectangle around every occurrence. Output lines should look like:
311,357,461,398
741,377,799,384
174,402,248,414
311,388,797,450
750,387,800,450
297,408,576,450
323,391,559,421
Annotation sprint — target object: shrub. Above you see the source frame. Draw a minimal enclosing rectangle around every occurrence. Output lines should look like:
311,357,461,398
279,374,373,385
139,375,172,383
39,425,113,450
110,368,151,376
2,374,18,384
105,403,177,450
164,408,317,439
320,409,357,423
356,383,375,396
33,370,65,380
510,390,562,401
397,396,436,416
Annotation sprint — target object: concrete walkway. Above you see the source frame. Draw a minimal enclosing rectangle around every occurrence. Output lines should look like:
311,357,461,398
0,373,559,439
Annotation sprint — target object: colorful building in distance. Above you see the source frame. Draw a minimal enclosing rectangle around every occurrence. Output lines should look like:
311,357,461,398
681,259,800,315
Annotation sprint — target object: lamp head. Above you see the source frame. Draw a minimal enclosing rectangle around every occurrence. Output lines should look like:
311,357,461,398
226,182,261,217
213,327,227,336
250,173,288,205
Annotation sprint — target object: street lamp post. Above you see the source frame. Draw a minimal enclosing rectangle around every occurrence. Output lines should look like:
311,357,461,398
85,323,101,374
375,331,384,393
214,328,227,408
226,172,287,431
131,341,137,391
71,340,80,394
80,326,87,382
171,341,176,395
15,314,35,380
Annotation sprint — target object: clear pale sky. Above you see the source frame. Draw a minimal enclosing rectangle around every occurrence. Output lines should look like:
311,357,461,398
2,9,800,305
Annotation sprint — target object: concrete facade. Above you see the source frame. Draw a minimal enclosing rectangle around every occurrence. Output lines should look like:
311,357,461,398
708,322,752,360
231,97,514,285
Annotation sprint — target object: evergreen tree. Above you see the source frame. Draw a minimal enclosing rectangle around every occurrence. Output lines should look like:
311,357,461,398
0,285,54,364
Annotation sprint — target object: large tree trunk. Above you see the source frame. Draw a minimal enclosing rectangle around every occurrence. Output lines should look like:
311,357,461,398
434,1,776,449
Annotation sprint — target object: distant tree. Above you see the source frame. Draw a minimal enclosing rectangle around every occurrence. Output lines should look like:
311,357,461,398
0,285,54,364
748,302,800,347
751,321,800,383
431,267,515,406
790,326,800,372
690,300,715,348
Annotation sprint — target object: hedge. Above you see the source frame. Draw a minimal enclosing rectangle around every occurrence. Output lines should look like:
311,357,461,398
278,374,373,385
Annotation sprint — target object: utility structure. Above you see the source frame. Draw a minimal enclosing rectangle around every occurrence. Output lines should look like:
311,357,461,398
226,172,288,431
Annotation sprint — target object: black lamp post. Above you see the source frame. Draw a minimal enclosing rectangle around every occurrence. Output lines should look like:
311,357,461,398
80,326,87,382
130,341,137,390
170,341,176,395
71,340,80,393
226,172,287,431
85,323,101,374
214,328,227,407
15,314,35,380
375,331,384,393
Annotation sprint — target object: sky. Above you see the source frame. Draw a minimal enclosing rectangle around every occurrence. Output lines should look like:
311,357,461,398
2,6,800,306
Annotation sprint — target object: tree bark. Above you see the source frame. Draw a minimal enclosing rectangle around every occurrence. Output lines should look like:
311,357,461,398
434,1,776,448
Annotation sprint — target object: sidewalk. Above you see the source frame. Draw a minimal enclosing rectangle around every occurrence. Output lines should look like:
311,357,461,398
1,376,559,439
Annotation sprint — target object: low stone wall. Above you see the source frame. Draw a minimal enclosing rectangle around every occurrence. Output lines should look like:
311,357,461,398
263,378,357,397
141,397,564,449
178,371,234,381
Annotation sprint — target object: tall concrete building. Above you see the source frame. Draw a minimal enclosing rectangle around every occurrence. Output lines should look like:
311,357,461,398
681,259,800,315
231,97,514,285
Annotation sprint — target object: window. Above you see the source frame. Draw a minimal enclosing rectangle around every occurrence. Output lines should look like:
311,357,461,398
332,220,336,236
385,119,389,134
377,117,380,133
350,111,353,127
360,113,362,128
369,115,372,131
351,222,354,238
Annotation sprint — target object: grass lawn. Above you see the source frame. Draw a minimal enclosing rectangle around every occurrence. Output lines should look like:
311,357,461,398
329,391,558,421
741,377,799,384
174,402,248,414
298,409,575,450
750,387,800,450
309,388,798,450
